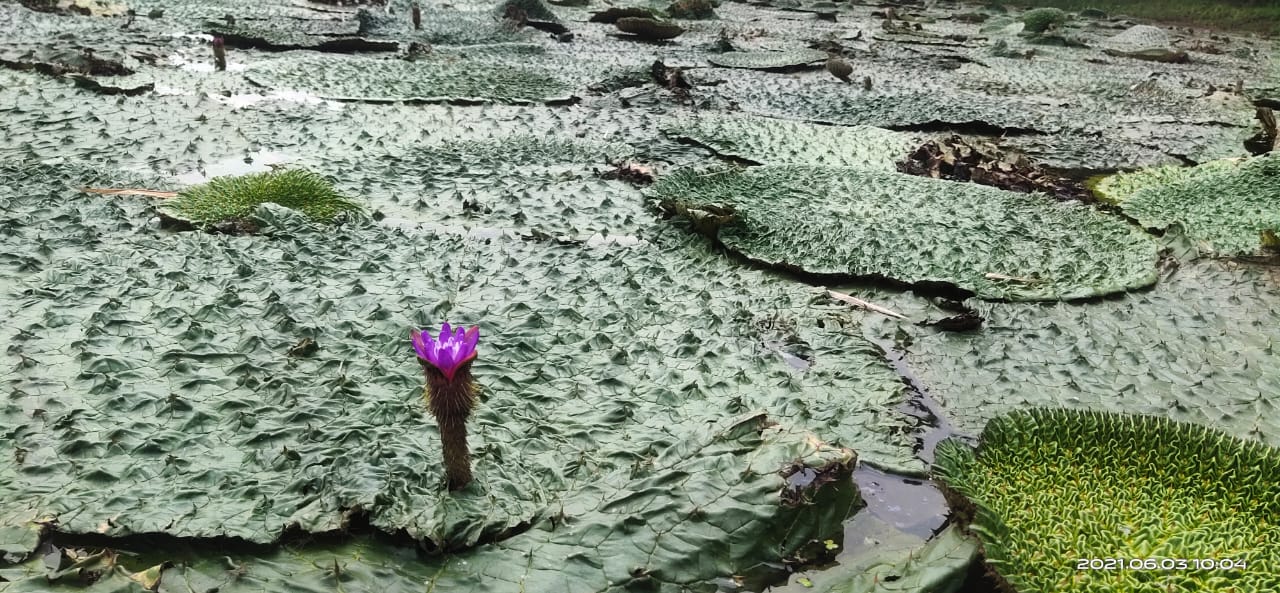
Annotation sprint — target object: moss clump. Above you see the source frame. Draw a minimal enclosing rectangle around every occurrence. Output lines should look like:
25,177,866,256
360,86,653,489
164,169,362,227
1020,7,1067,33
934,408,1280,593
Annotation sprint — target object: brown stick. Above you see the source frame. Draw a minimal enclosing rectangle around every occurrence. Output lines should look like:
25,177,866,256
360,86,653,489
80,187,179,198
826,289,906,319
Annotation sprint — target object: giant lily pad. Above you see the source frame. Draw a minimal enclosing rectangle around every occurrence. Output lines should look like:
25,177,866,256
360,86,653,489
0,439,856,593
708,49,827,70
245,54,574,104
0,524,41,564
355,6,527,46
727,83,1078,134
662,114,917,169
1102,25,1188,63
935,408,1280,592
895,258,1280,448
649,165,1160,301
0,163,919,552
1090,158,1247,205
205,20,398,52
1118,155,1280,257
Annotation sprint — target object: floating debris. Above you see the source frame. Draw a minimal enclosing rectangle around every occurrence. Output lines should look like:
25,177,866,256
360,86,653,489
825,53,853,83
897,135,1094,203
588,6,655,23
615,17,684,40
1245,107,1277,155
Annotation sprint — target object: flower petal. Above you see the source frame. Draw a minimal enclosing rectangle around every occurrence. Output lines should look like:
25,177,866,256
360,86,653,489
411,329,430,360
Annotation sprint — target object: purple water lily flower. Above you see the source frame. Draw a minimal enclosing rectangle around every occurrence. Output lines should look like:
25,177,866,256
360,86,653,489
411,322,482,491
412,322,479,381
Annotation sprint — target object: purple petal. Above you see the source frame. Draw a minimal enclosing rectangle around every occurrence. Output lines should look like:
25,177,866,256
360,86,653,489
412,321,481,380
462,325,479,353
411,329,430,360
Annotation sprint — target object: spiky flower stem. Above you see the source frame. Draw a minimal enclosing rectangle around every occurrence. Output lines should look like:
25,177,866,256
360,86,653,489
212,37,227,72
423,360,477,490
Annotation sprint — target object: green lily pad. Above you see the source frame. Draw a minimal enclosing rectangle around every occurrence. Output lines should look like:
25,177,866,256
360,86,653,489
245,54,574,104
662,113,917,169
1118,155,1280,257
934,408,1280,593
1090,158,1247,205
1102,25,1188,63
355,6,527,46
206,20,398,52
1,163,918,551
774,522,978,593
0,524,42,564
707,49,827,70
0,439,856,593
648,165,1160,301
895,256,1280,451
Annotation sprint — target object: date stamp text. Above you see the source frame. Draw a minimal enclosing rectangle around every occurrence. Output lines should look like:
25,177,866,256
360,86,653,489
1076,558,1248,571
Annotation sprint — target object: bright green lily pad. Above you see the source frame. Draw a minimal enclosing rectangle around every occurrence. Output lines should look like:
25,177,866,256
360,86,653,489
1119,155,1280,257
707,49,827,70
661,114,917,169
934,408,1280,593
649,165,1160,301
245,54,573,104
1091,158,1247,205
